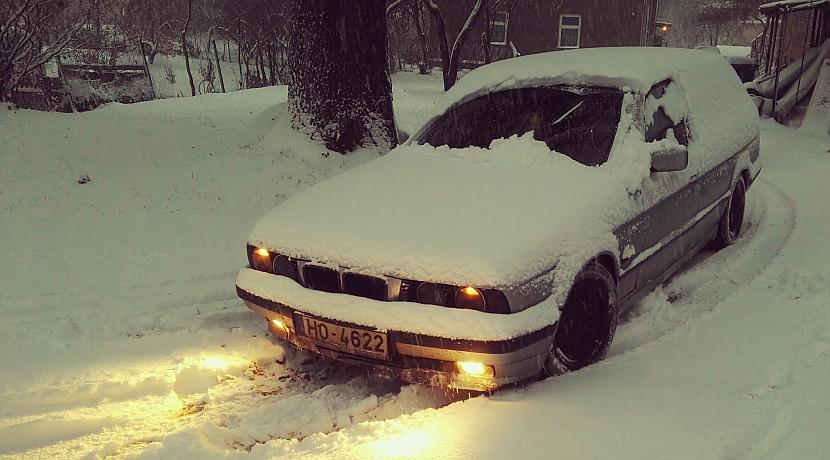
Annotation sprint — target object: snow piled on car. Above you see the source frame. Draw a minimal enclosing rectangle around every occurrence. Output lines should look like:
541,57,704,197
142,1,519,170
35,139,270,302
244,107,655,339
245,50,760,338
248,132,630,289
419,47,755,134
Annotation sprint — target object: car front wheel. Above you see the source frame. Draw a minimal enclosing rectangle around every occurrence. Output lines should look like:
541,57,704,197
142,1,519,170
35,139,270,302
542,262,618,377
711,175,746,250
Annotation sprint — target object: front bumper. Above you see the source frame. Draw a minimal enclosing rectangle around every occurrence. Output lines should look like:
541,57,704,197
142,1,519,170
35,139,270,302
237,286,555,391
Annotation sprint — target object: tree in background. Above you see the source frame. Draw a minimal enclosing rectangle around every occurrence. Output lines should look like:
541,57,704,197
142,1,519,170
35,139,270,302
288,0,397,154
664,0,766,47
386,0,508,88
694,0,766,45
421,0,488,91
410,0,431,74
180,0,195,96
112,0,175,65
217,0,290,88
0,0,91,102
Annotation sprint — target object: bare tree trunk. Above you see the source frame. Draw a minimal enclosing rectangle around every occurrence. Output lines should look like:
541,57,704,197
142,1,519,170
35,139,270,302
212,40,226,92
423,0,487,91
446,0,486,88
411,0,430,74
288,0,397,153
182,0,196,96
267,45,277,85
423,1,451,89
140,41,156,99
244,47,250,79
258,46,267,83
482,7,491,64
148,47,158,64
236,47,243,88
1,83,11,104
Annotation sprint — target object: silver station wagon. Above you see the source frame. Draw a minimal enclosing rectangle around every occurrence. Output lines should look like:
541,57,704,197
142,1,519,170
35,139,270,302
236,48,761,391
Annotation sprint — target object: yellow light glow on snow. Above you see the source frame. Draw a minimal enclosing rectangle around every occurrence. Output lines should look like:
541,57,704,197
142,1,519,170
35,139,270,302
200,356,231,371
162,391,184,411
368,427,435,458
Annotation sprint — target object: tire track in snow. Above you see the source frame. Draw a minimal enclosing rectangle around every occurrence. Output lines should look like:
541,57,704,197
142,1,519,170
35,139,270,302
612,180,797,356
0,347,464,459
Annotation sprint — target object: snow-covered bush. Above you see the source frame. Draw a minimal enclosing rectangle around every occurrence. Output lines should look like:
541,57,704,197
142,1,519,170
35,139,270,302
67,77,153,111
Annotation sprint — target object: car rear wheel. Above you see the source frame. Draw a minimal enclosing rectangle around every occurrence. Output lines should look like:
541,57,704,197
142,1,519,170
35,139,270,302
711,175,746,250
542,262,618,377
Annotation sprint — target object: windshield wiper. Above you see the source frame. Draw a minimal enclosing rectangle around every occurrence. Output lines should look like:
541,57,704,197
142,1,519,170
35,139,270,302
551,100,585,126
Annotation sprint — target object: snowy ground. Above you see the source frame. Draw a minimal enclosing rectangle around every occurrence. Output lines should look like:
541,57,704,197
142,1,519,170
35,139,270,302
2,71,829,459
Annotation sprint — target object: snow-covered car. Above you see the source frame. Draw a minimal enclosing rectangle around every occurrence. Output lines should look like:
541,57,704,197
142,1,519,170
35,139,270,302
696,45,758,83
236,48,761,391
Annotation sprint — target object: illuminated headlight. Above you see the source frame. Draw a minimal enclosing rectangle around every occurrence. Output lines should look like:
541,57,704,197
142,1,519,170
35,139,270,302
456,361,493,377
405,281,510,313
455,286,485,310
248,244,273,273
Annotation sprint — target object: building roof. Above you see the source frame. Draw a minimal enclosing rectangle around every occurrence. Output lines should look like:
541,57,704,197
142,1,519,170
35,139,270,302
760,0,830,15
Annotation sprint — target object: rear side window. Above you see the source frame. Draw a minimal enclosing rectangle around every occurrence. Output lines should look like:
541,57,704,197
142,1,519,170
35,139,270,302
417,87,624,167
645,80,690,146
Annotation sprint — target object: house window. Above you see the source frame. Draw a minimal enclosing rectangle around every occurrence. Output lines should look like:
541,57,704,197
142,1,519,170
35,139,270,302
558,14,581,49
490,11,509,45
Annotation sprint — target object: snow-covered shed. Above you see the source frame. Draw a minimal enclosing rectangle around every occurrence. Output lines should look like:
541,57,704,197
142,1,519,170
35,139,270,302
753,0,830,120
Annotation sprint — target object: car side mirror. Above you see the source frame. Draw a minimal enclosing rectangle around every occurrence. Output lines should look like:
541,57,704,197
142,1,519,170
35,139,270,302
651,146,688,172
396,129,410,145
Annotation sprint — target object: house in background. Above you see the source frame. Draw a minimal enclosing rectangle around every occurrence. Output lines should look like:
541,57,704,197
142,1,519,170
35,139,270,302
431,0,660,66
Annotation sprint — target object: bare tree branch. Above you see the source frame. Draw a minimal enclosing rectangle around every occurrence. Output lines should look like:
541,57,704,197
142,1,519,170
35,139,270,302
386,0,413,16
423,0,488,91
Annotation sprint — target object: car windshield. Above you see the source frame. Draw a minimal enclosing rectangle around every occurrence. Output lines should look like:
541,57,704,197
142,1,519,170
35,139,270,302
416,86,624,166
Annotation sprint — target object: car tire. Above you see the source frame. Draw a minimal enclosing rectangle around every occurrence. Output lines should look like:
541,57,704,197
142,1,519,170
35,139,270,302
542,262,618,377
711,175,746,250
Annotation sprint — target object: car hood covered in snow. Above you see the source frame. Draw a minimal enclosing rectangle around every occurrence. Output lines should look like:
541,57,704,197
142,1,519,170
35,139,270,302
248,135,633,288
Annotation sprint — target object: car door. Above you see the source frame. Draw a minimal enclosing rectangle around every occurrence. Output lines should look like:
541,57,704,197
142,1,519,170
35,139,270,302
615,80,701,302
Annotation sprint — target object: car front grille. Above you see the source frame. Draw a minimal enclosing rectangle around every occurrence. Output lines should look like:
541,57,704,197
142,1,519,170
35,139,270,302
302,265,342,293
342,272,389,301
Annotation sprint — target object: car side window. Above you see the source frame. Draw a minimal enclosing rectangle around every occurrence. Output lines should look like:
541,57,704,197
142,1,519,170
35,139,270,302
645,80,690,147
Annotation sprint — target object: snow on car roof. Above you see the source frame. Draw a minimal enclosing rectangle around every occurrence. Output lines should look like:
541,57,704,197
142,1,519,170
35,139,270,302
716,45,752,59
423,47,735,128
697,45,756,65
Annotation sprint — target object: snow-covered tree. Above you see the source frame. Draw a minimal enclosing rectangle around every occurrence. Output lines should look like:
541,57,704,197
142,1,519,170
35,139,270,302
288,0,397,154
0,0,91,102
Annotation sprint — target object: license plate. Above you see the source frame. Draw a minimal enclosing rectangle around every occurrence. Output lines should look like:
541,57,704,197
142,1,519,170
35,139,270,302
296,314,389,360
